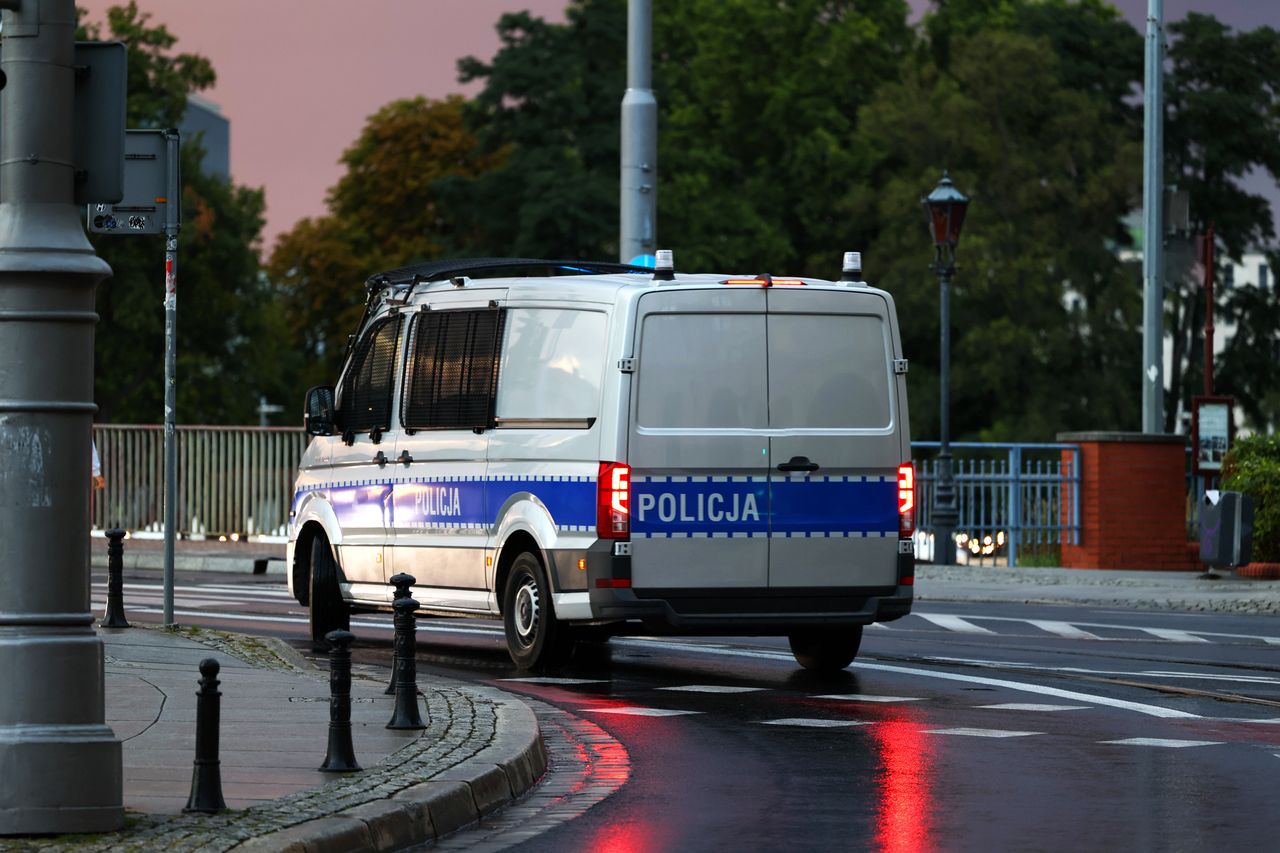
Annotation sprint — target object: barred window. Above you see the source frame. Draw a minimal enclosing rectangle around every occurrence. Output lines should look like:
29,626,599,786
401,308,505,430
337,315,401,435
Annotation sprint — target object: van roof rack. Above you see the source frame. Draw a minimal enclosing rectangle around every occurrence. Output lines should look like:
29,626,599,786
367,258,653,289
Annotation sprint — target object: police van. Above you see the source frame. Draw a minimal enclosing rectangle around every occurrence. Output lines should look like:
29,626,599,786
287,253,915,671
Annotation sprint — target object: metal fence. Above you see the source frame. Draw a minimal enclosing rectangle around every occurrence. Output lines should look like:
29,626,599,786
911,442,1081,567
93,425,307,538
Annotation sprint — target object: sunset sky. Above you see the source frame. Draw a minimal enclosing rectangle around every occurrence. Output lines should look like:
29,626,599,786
74,1,1276,251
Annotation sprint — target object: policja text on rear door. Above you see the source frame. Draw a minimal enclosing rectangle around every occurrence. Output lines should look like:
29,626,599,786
627,288,771,590
765,287,901,588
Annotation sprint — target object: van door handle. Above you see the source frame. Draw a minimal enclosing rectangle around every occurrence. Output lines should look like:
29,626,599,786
374,451,388,467
777,456,820,473
398,450,413,467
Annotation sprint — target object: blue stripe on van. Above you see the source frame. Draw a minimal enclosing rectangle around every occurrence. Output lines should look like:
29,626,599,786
294,476,596,532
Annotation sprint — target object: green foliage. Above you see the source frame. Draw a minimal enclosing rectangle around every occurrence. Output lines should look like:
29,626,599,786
1162,16,1280,430
1216,279,1280,431
79,3,285,423
1221,433,1280,563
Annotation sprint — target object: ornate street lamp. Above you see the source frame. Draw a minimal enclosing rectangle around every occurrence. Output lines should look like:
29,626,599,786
923,172,970,565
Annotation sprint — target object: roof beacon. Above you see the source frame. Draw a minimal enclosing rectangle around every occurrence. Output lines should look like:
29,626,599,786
653,249,676,282
841,251,865,285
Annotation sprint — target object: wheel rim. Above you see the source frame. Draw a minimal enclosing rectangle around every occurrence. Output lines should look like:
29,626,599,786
513,576,540,647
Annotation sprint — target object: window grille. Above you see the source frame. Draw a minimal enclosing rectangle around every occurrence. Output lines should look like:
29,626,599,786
402,308,505,430
337,315,401,435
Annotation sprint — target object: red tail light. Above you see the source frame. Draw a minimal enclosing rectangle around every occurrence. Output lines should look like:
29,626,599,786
897,462,915,539
598,462,630,539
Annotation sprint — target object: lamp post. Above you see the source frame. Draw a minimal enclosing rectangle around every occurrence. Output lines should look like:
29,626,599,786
923,173,970,565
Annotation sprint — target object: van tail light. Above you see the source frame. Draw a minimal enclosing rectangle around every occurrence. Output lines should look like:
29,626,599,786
598,462,630,540
897,462,915,539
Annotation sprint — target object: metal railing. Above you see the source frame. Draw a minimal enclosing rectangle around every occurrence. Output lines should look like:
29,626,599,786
93,425,307,539
911,442,1081,567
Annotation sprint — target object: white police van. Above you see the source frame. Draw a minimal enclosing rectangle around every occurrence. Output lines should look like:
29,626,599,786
287,253,915,670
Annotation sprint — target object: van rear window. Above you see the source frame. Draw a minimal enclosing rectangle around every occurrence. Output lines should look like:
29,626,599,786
768,314,891,429
636,313,768,429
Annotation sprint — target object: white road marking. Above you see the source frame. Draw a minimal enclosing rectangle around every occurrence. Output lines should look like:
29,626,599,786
914,611,1280,645
978,703,1089,712
927,656,1280,687
816,694,924,703
582,707,700,717
1138,628,1211,643
500,677,609,685
925,728,1041,738
760,718,872,728
617,638,1202,719
1101,738,1222,748
915,613,995,634
656,685,765,694
1026,620,1101,640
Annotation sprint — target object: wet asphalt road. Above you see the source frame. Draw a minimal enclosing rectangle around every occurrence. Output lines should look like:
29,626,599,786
94,570,1280,851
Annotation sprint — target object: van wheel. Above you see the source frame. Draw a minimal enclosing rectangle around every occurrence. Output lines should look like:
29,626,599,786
309,534,349,650
788,626,864,672
503,551,571,670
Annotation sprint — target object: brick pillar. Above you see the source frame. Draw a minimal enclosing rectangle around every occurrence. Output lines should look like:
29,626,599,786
1057,432,1199,571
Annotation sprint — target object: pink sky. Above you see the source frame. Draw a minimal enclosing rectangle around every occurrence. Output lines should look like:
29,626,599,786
76,1,1274,252
77,1,569,249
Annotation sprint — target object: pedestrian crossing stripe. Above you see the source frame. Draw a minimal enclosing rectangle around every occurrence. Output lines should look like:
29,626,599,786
924,728,1042,738
760,718,873,728
1101,738,1222,748
655,685,766,694
977,703,1090,712
815,694,925,703
581,707,702,717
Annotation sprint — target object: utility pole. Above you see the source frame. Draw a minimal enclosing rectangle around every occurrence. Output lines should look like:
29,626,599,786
0,0,123,833
1141,0,1165,433
162,128,179,626
619,0,657,264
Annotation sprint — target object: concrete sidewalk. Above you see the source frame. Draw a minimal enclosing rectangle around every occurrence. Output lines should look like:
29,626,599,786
11,626,546,852
916,564,1279,615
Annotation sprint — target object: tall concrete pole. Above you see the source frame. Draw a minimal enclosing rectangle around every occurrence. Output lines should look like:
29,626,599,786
0,0,123,834
1141,0,1165,433
619,0,657,264
162,129,179,626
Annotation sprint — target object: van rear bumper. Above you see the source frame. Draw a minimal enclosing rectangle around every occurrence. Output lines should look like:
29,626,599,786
585,547,913,634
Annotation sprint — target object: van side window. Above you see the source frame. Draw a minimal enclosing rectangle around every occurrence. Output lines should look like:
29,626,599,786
336,315,401,437
401,308,506,430
496,309,607,420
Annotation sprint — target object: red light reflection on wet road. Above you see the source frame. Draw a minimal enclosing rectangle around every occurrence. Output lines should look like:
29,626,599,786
872,720,935,853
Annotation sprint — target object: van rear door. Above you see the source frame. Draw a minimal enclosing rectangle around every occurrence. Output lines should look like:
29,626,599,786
765,288,900,588
628,289,770,589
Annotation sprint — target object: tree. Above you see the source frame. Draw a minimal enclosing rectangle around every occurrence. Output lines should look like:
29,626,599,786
1161,15,1280,432
859,10,1143,441
267,95,495,388
78,2,288,424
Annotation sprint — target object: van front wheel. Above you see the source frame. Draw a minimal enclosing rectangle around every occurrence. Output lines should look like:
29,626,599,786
309,534,349,650
503,552,570,670
788,626,864,672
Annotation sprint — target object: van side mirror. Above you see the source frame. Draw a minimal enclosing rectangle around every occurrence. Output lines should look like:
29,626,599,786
304,386,336,436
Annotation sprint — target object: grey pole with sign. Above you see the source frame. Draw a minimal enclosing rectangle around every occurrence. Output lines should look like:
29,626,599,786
0,0,124,833
89,128,180,626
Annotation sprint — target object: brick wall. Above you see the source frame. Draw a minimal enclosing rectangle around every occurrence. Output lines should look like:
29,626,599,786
1057,432,1200,571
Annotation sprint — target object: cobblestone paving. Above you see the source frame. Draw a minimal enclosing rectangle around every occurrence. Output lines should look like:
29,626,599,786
7,640,499,853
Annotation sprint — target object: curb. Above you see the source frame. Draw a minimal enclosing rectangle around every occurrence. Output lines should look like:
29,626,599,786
90,551,285,575
226,688,549,853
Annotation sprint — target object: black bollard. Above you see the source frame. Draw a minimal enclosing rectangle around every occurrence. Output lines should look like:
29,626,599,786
319,629,361,772
386,595,426,730
385,573,416,695
184,658,227,813
100,528,130,628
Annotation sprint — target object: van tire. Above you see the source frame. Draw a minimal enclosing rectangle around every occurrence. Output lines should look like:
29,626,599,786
309,534,349,650
788,626,863,672
503,551,571,670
